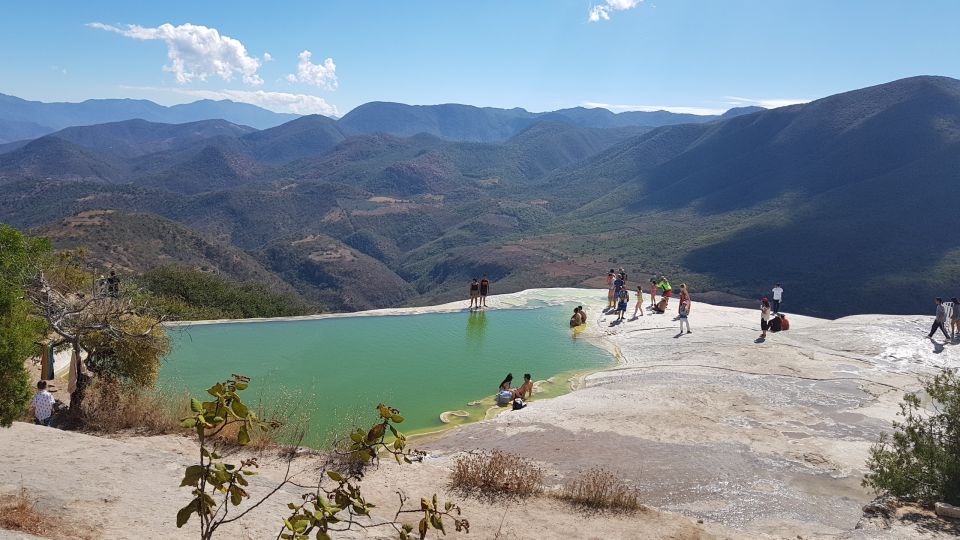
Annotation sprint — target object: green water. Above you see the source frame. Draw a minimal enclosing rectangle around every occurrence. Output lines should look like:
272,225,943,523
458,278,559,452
161,305,613,447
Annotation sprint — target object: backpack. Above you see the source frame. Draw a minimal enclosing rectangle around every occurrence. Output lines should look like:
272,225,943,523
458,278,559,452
512,398,526,410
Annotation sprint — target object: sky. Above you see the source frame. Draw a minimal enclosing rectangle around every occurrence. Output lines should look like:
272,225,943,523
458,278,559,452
2,1,958,117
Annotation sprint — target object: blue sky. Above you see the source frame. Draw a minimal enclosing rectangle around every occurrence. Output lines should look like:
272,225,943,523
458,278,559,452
2,1,958,116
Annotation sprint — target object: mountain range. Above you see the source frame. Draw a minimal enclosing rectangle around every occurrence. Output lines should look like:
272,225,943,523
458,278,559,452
1,76,957,317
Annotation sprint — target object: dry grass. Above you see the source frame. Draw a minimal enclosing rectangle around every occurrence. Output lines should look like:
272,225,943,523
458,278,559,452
558,467,644,513
449,450,544,498
0,486,60,538
82,380,187,435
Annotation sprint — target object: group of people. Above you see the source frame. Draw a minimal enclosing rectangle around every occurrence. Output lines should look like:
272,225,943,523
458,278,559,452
468,274,491,309
569,305,588,327
497,373,533,410
928,297,960,341
603,269,692,332
759,284,790,339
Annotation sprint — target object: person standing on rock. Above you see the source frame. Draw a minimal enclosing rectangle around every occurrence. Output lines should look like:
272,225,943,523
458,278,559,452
479,274,491,308
649,277,658,308
951,297,960,340
928,297,951,340
772,283,784,313
607,269,617,309
469,278,480,309
678,297,691,334
760,297,772,339
632,285,645,319
678,283,690,315
616,288,629,321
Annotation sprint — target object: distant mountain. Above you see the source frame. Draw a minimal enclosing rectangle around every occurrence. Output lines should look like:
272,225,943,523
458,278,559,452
239,114,347,164
338,101,761,142
0,137,122,182
0,93,300,143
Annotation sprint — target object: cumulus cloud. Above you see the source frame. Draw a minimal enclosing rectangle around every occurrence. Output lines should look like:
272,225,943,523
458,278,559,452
589,0,643,22
173,88,339,116
724,96,809,109
88,22,265,85
286,50,338,90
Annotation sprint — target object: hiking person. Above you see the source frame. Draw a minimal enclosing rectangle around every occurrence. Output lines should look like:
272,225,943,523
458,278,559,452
607,269,616,309
632,286,645,319
469,278,480,309
772,283,784,313
928,297,951,340
31,381,55,426
678,283,690,315
513,373,533,400
106,270,120,298
649,277,658,307
678,297,691,334
759,297,772,339
951,297,960,340
479,274,491,307
616,288,629,321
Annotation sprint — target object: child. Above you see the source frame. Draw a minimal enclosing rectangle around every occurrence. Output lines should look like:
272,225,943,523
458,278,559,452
632,286,644,319
616,289,629,321
679,298,691,334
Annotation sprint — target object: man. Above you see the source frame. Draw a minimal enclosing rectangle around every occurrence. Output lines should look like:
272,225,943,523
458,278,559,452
772,283,784,313
31,381,55,426
469,278,480,309
479,274,491,307
513,373,534,400
928,297,951,340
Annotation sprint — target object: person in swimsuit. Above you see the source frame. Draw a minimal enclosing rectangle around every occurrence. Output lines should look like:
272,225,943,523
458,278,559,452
499,373,514,392
570,307,583,327
632,286,644,319
576,305,586,324
513,373,533,400
479,274,491,307
607,269,616,309
469,278,480,309
649,277,658,307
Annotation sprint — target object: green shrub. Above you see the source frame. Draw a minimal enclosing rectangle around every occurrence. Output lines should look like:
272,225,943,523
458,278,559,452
864,368,960,505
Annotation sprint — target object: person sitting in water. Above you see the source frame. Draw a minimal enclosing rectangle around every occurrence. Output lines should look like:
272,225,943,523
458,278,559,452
576,305,587,323
513,373,533,400
570,307,584,327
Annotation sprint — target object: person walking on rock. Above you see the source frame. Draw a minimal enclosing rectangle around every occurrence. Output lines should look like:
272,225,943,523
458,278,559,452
772,283,784,313
928,297,951,340
759,297,772,339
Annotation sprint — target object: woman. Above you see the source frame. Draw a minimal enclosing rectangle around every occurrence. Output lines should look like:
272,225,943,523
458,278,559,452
632,286,645,318
648,277,658,307
678,284,690,315
577,305,587,324
760,297,771,339
606,270,616,309
497,373,515,406
499,373,514,392
616,288,629,321
469,278,480,308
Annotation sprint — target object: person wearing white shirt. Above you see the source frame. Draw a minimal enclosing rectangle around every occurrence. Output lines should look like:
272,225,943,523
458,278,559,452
772,283,784,313
31,381,55,426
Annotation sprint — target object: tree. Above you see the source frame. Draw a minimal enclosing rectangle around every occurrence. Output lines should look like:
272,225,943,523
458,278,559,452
177,375,468,540
864,368,960,505
26,249,169,414
0,225,50,426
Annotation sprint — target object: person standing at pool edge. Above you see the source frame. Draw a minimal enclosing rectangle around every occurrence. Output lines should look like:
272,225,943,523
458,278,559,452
772,283,784,313
616,288,629,321
469,278,480,309
479,274,490,307
632,286,644,319
606,269,616,309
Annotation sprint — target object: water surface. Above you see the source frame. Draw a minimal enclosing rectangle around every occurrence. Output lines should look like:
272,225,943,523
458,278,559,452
162,305,613,446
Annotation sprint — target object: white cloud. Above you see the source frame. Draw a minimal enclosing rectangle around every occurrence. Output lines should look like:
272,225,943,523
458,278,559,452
286,50,338,90
88,22,265,86
589,0,643,22
584,102,727,116
724,96,809,109
172,88,339,116
263,52,273,62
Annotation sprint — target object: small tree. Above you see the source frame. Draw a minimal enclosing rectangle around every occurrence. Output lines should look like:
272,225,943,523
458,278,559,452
864,368,960,505
0,225,49,426
176,376,469,540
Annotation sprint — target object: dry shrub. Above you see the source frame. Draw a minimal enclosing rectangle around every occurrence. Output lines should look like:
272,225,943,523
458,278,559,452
0,486,55,537
558,467,643,512
450,450,544,498
82,380,187,435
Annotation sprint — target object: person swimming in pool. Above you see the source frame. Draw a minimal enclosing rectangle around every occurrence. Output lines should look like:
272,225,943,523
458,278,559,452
513,373,533,400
